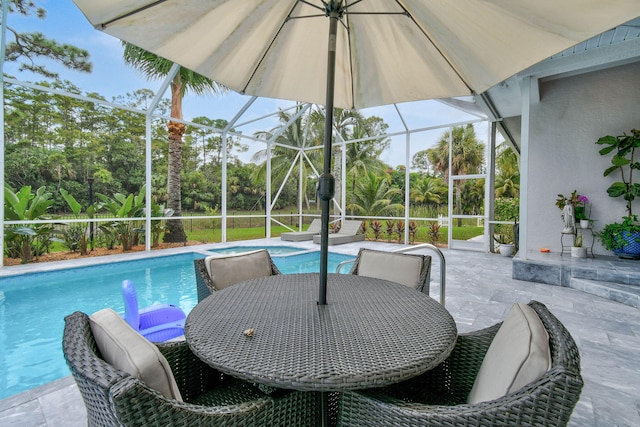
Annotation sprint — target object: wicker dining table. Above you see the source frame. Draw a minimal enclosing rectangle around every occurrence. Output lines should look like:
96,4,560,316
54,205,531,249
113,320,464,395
185,273,457,424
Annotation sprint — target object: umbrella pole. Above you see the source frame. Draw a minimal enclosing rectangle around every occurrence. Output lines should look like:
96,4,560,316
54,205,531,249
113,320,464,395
317,6,340,306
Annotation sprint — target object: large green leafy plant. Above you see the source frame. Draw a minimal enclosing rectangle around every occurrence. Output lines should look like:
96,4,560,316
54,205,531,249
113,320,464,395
60,188,98,255
97,186,146,251
4,185,58,263
147,203,174,247
595,128,640,252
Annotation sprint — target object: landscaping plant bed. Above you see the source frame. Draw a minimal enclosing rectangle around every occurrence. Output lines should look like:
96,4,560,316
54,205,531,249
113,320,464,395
3,241,203,266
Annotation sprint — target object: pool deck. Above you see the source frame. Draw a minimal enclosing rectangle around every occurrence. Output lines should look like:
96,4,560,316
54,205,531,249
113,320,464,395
1,238,639,426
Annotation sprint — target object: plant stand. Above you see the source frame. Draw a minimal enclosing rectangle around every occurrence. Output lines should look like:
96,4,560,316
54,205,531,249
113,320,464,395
561,228,594,258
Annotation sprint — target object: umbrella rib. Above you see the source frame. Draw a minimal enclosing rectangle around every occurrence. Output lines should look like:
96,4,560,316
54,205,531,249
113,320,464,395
287,14,327,21
100,0,168,29
299,0,327,14
394,0,476,95
345,12,406,16
341,11,355,109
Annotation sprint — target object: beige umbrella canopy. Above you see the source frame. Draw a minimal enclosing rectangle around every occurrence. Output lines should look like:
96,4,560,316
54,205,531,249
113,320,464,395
73,0,640,110
73,0,640,304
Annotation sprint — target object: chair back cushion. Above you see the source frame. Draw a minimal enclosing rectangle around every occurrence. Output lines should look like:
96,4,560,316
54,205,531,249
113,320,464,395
356,249,424,288
204,249,274,290
467,302,551,404
89,308,182,401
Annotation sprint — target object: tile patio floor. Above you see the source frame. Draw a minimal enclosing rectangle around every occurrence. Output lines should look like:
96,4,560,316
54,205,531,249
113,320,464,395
1,238,639,426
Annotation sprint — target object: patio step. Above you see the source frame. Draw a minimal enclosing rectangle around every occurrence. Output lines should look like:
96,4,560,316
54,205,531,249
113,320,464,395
568,277,640,308
513,253,640,308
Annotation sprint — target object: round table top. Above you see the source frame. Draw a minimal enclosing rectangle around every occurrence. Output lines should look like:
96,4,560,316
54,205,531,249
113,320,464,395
185,273,457,391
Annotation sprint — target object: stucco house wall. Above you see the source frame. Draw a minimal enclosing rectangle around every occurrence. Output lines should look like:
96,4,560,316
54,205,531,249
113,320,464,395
525,61,640,256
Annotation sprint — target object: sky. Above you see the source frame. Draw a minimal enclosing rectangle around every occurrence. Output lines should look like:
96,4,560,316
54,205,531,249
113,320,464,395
3,0,491,167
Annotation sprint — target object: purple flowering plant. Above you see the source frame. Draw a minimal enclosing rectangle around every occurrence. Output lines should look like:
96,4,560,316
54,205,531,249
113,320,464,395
555,190,589,220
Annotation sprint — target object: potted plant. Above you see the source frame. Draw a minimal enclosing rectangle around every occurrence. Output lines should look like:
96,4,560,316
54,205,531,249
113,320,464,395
571,232,587,258
555,190,591,233
494,222,515,257
494,197,519,256
595,128,640,259
495,234,515,257
575,195,592,229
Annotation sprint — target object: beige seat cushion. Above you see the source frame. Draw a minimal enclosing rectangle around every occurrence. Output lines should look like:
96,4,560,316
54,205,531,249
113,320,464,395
89,308,182,401
204,250,273,290
467,303,551,404
356,250,423,288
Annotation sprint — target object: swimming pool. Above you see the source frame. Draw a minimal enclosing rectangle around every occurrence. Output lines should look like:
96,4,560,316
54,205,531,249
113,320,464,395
209,245,305,255
0,249,355,400
273,251,354,274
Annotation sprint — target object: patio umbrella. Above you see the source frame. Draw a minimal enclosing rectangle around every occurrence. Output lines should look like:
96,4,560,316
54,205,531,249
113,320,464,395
73,0,640,304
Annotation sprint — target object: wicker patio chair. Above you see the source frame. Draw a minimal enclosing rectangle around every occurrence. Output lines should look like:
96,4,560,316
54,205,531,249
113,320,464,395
63,311,319,427
345,248,432,294
194,249,282,301
337,301,583,427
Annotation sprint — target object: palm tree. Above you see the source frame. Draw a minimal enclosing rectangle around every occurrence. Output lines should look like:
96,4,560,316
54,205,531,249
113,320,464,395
306,107,360,215
411,175,447,205
427,124,485,225
347,171,403,217
308,109,390,215
251,107,322,210
345,122,389,193
122,43,226,242
495,142,520,198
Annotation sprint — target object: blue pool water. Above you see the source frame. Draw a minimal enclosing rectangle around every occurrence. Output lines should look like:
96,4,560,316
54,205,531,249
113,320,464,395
210,245,304,255
273,251,354,274
0,249,355,400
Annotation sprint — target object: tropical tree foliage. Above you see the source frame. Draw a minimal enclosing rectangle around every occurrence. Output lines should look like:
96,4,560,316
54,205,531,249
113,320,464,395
411,175,447,206
344,118,390,192
2,0,92,78
251,106,321,210
3,75,491,249
185,117,247,166
3,80,159,206
495,142,520,198
346,172,403,217
426,124,485,224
